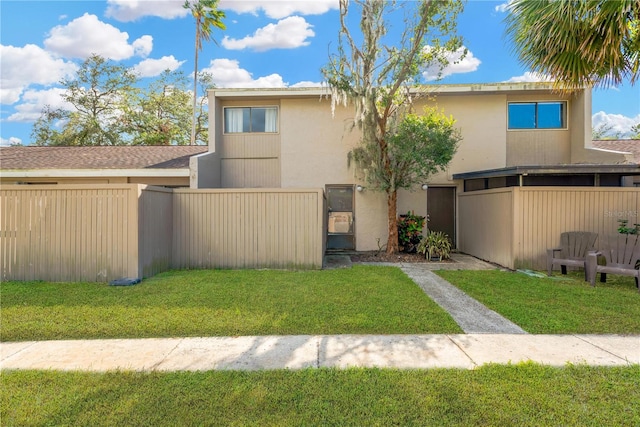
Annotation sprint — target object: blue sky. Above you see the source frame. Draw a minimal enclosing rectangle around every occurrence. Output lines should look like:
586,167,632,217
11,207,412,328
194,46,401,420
1,0,639,146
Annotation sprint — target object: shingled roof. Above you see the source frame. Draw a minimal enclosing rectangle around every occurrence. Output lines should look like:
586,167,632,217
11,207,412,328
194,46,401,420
592,139,640,163
0,146,208,170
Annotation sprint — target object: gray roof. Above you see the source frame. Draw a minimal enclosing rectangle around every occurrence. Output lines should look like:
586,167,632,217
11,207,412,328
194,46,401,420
0,146,208,170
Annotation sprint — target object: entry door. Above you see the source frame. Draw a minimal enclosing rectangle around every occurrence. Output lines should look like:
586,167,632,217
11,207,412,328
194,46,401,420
427,187,456,247
326,185,355,250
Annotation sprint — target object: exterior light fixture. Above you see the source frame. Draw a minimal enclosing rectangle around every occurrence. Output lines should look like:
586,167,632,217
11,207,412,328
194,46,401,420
421,184,429,190
356,185,364,192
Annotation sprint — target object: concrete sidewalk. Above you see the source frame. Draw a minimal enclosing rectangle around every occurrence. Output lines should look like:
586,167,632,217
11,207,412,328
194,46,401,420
1,334,638,372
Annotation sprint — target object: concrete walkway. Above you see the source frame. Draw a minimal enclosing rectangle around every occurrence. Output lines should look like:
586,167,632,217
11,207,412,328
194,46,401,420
2,334,638,371
354,252,525,333
401,266,527,334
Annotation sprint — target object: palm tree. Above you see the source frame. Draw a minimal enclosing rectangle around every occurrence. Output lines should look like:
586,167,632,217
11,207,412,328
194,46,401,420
505,0,639,89
183,0,225,145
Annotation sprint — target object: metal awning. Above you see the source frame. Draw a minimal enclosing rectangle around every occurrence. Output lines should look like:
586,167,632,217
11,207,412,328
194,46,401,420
452,164,640,180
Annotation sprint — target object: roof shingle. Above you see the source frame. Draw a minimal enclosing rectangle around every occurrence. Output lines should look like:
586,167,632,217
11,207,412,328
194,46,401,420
592,140,640,164
0,146,208,170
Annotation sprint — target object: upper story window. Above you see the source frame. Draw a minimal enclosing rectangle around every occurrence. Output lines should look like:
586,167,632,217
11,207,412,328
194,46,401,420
508,101,567,130
224,107,278,133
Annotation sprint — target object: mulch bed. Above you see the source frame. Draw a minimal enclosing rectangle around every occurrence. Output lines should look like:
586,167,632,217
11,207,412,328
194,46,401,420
349,251,453,263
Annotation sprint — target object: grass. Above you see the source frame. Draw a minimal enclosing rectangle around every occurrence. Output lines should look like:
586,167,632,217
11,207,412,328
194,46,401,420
1,266,462,341
436,269,640,334
4,267,639,424
2,364,639,426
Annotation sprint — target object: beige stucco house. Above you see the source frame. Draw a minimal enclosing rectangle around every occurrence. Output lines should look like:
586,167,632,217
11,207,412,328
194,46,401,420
2,83,639,279
192,83,640,252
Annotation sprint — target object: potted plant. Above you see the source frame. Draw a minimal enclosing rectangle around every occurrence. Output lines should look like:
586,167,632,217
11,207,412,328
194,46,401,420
397,211,426,253
417,230,452,261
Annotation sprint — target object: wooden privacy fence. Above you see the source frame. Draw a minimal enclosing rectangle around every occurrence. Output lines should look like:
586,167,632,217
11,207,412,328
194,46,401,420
458,187,640,270
171,189,325,270
1,185,325,282
1,185,140,282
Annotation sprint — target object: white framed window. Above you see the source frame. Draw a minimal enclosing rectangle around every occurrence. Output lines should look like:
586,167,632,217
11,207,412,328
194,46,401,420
224,107,278,133
508,101,567,130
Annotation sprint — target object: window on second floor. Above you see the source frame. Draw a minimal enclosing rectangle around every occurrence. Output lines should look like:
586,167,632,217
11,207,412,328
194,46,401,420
508,101,567,130
224,107,278,133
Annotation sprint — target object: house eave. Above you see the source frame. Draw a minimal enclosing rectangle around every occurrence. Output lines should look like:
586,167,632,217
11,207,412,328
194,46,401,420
452,164,640,180
0,168,190,178
210,82,569,100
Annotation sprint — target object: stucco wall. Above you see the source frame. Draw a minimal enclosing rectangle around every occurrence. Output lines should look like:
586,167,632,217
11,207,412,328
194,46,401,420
280,97,359,187
417,93,508,179
190,151,220,188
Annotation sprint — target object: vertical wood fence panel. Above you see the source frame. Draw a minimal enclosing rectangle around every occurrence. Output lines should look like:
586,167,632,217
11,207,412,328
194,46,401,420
513,187,640,269
171,188,324,270
138,186,173,278
1,184,328,281
0,185,139,282
458,188,515,269
459,186,640,271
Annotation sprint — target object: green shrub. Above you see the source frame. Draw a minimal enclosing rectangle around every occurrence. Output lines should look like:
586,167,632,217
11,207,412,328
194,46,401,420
397,211,426,253
417,230,452,261
617,218,640,234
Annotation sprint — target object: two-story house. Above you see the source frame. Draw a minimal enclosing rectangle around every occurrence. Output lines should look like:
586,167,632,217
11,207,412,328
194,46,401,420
191,83,639,255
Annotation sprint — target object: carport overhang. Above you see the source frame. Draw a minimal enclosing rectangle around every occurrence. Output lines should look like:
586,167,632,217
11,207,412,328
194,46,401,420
453,164,640,191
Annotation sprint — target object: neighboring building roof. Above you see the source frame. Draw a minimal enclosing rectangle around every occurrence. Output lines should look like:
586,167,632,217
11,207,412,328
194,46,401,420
452,140,640,180
452,164,640,180
0,145,208,170
592,140,640,163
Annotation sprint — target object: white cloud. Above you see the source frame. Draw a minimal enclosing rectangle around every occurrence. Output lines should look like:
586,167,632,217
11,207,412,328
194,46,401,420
0,44,77,105
290,81,323,88
219,0,338,19
222,16,314,52
132,56,186,77
106,0,189,21
505,71,552,83
422,46,481,81
202,58,286,88
6,88,71,123
133,36,153,57
593,111,640,138
495,1,514,13
0,137,22,147
44,13,153,60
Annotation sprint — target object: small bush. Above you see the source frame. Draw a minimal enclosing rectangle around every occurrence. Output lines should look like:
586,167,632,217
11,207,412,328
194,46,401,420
397,211,426,253
417,230,452,261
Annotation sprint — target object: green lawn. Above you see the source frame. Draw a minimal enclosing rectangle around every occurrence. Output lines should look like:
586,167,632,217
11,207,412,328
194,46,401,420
3,365,639,426
4,266,639,424
4,266,640,340
436,269,640,334
1,266,462,341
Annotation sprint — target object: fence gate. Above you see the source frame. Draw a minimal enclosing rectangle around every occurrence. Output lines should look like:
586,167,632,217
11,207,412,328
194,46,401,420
326,185,355,250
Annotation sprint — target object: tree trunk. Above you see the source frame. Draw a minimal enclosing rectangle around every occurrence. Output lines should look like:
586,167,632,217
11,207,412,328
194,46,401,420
190,22,199,146
386,189,399,254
